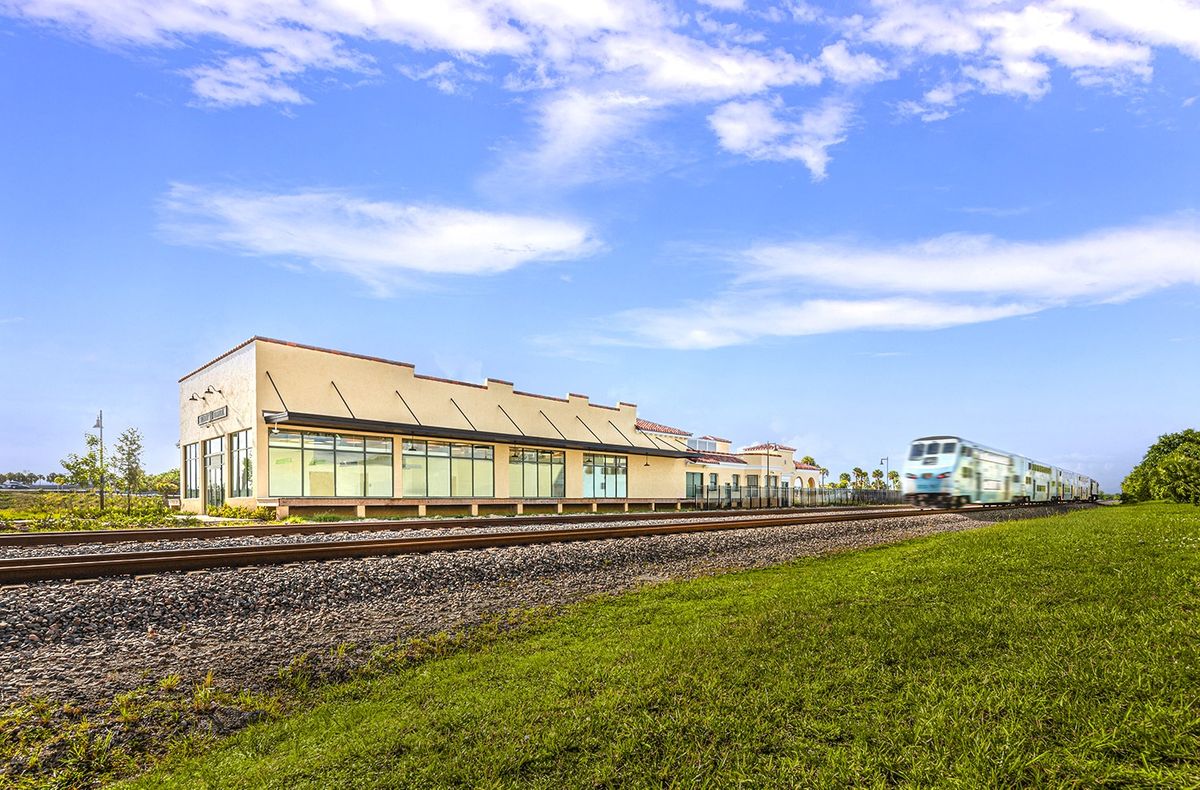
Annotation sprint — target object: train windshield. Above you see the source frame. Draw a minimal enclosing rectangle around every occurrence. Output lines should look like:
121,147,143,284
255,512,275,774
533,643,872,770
941,442,957,454
924,442,940,455
909,444,924,459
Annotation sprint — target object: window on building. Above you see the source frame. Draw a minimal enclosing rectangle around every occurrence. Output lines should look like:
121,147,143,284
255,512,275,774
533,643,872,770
708,473,718,490
183,443,200,499
685,471,703,498
508,449,565,498
402,440,492,497
731,474,740,490
268,430,393,497
686,438,717,453
230,429,253,498
204,436,225,507
746,474,760,490
583,454,627,498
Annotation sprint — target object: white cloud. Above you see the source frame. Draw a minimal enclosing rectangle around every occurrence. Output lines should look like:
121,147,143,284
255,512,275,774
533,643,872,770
598,30,820,98
491,89,665,187
599,214,1200,349
709,96,853,179
615,296,1035,349
160,183,600,292
397,60,488,94
740,216,1200,302
819,41,891,85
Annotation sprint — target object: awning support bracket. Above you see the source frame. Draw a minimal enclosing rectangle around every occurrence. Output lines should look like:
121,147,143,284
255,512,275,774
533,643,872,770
331,381,355,419
450,398,477,431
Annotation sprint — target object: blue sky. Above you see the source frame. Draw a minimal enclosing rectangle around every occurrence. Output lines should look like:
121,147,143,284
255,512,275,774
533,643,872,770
1,0,1198,490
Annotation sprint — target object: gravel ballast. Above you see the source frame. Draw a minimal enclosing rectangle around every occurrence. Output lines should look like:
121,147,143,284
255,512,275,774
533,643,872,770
0,505,1087,708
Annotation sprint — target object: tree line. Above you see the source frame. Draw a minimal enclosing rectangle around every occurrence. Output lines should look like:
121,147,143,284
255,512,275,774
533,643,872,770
1121,429,1200,505
797,456,901,491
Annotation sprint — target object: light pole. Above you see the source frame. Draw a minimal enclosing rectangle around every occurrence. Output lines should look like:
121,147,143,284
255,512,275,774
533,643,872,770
94,411,105,511
880,456,889,493
765,442,774,507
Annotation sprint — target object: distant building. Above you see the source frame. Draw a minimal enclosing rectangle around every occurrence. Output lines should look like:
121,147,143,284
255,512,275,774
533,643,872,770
178,337,814,516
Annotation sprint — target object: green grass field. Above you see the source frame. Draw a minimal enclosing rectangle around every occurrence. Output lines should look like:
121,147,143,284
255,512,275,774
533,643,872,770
128,504,1199,788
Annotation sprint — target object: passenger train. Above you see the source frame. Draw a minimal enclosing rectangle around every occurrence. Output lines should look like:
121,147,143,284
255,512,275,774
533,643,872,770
902,435,1099,508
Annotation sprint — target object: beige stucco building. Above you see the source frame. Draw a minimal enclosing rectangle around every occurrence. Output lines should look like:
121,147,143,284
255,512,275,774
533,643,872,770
179,338,816,517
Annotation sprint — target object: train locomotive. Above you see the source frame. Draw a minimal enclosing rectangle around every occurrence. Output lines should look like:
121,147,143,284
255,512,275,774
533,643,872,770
902,435,1099,508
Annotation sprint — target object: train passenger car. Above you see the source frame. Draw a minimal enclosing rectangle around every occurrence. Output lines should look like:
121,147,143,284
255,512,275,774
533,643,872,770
901,435,1098,508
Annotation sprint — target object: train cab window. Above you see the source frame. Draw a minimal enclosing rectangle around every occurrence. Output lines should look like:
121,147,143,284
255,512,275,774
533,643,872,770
924,442,940,455
962,447,973,457
909,444,925,460
941,442,957,454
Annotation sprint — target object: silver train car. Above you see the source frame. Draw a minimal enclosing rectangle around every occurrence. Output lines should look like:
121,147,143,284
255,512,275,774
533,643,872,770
902,435,1099,508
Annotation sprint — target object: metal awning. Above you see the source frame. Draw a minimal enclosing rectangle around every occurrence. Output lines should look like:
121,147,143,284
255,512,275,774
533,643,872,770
263,411,692,459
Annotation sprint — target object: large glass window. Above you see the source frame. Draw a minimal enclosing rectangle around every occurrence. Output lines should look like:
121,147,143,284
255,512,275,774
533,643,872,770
403,440,492,497
268,431,302,497
204,436,225,507
183,443,200,499
268,430,393,497
230,429,253,498
509,449,565,498
685,471,702,497
583,454,627,498
303,432,335,497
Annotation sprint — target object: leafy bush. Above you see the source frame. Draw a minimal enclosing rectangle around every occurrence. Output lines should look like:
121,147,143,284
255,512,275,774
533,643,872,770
1122,428,1200,504
204,504,275,521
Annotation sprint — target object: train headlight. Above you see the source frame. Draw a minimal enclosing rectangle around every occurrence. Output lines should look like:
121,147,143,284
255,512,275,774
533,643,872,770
936,472,951,479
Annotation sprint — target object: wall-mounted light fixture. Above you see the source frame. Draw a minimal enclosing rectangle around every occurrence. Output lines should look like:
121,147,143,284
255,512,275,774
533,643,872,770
205,385,222,396
188,393,201,401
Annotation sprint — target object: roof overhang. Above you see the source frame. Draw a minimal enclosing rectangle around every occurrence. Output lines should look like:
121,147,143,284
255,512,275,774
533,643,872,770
263,411,691,459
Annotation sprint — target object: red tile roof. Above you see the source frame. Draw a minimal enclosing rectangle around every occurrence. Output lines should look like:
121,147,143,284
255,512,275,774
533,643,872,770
741,442,796,452
794,462,822,471
690,452,748,465
699,435,731,443
635,418,691,437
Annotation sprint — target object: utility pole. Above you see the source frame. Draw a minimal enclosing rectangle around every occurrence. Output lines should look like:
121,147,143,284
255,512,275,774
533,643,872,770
95,411,105,511
880,456,889,492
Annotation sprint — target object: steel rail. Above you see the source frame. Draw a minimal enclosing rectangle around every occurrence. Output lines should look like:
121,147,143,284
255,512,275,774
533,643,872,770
0,503,1052,584
0,504,917,547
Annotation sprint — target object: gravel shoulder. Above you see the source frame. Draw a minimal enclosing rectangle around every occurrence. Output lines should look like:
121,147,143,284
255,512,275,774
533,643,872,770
0,505,1086,708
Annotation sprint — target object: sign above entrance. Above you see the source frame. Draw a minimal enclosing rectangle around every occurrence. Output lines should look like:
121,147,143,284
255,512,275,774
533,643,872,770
197,405,228,426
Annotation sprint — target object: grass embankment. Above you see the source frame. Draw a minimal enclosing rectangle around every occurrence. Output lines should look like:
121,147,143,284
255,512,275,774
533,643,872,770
125,503,1199,788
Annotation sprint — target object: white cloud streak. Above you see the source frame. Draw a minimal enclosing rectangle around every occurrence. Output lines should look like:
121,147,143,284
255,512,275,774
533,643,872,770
161,183,600,292
603,214,1200,349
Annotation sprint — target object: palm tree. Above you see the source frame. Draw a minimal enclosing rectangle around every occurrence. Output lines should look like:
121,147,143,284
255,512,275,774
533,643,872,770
871,468,885,490
852,467,867,489
838,472,851,489
887,470,901,491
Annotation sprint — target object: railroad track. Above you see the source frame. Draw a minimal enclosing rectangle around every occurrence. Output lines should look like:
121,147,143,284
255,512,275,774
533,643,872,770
0,504,918,547
0,503,1056,584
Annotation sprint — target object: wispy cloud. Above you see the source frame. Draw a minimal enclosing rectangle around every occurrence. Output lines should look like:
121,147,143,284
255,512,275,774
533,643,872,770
595,213,1200,349
160,183,600,293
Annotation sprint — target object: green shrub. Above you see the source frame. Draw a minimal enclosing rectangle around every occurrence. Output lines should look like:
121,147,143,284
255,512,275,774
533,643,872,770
204,504,275,521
